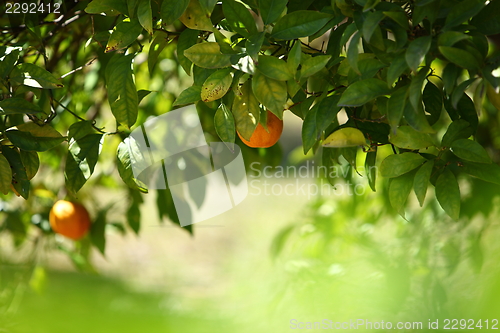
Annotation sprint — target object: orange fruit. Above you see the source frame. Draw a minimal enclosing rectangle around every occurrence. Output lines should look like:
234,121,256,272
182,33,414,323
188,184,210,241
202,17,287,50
49,200,91,240
238,111,283,148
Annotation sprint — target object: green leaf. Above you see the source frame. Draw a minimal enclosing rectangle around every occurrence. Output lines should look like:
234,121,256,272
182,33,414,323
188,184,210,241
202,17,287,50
346,31,361,74
10,63,63,89
338,78,390,107
68,121,97,141
137,0,153,34
0,98,42,115
436,168,461,220
300,55,332,79
451,78,477,109
380,152,426,178
301,105,319,154
0,48,20,79
20,150,39,180
161,0,189,25
85,0,128,15
287,40,302,74
383,10,409,30
461,161,500,186
201,68,233,102
414,159,434,206
257,55,293,81
442,62,461,93
0,153,12,195
443,0,485,30
245,32,265,62
65,134,103,193
365,148,377,191
106,53,138,128
441,119,473,147
258,0,288,25
389,170,415,217
180,0,213,31
406,36,431,72
214,103,236,145
271,11,333,40
251,70,287,118
450,139,491,163
363,11,384,43
173,85,202,105
456,94,478,131
116,138,148,193
127,192,142,234
438,31,468,47
470,0,500,35
90,210,107,255
439,46,481,70
2,147,30,199
233,80,260,140
6,123,65,152
388,85,408,131
404,100,435,134
422,81,443,125
387,52,408,87
138,89,152,103
184,42,232,69
389,125,434,149
177,28,199,75
148,33,169,74
222,0,258,36
322,127,366,147
105,19,143,52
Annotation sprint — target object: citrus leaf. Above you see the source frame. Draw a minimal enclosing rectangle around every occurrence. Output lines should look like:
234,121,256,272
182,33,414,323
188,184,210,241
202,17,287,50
180,0,213,31
287,40,302,74
436,168,461,220
116,138,148,193
65,134,103,194
389,125,434,149
470,0,500,35
214,103,236,145
161,0,189,25
322,127,366,147
338,78,390,107
137,0,153,34
363,10,384,43
201,68,233,102
90,210,107,255
389,170,415,217
20,150,39,180
460,161,500,186
106,53,138,128
388,85,408,131
258,0,288,25
422,81,443,125
85,0,128,15
450,139,491,163
222,0,258,36
177,28,199,75
271,11,333,40
0,98,42,115
441,119,474,147
105,19,143,52
443,0,485,30
439,46,481,70
148,34,169,74
387,52,408,87
173,85,202,106
365,148,377,191
406,36,431,72
301,55,332,78
6,123,65,152
380,152,426,178
184,42,232,69
251,70,287,118
257,55,293,81
10,63,63,89
0,48,20,79
414,159,434,206
0,154,12,195
233,80,260,140
2,147,30,199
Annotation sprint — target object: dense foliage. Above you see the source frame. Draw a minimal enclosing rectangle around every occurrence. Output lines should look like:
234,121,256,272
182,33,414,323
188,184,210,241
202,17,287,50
1,0,500,260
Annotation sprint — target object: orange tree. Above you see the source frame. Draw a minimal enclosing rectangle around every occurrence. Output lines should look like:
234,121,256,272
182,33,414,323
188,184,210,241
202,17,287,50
1,0,500,264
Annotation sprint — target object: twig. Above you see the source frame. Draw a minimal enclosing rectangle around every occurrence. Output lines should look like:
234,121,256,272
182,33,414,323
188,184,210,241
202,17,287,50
60,57,97,79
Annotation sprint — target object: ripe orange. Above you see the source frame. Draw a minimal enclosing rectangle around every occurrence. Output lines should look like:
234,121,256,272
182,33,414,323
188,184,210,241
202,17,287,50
238,110,283,148
49,200,91,240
